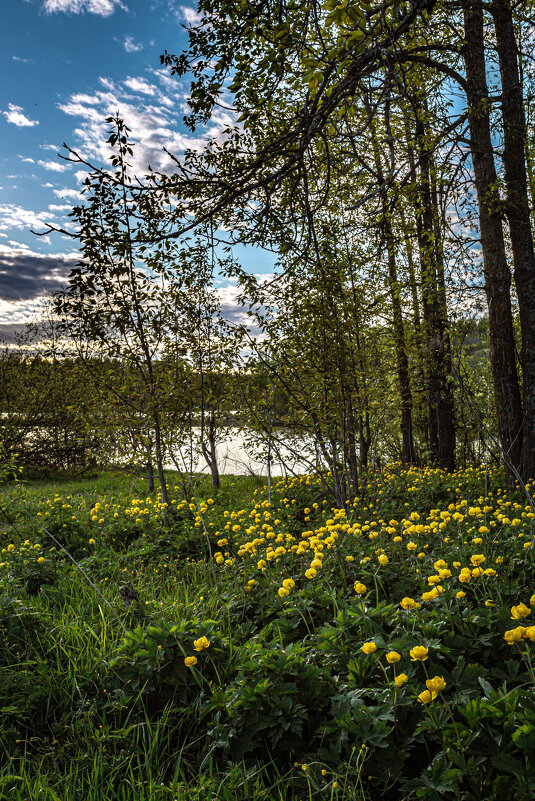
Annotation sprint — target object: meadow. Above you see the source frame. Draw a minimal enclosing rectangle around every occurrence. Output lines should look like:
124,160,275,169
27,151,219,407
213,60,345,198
0,464,534,800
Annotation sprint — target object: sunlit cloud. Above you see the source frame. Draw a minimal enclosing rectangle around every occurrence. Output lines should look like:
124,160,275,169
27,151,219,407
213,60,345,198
42,0,127,16
2,103,39,127
123,35,143,53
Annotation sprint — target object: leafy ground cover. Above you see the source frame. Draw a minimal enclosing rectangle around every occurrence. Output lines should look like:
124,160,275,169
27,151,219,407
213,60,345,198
0,464,535,800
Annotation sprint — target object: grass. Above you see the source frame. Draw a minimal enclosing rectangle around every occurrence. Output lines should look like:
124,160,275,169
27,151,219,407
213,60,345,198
0,463,535,799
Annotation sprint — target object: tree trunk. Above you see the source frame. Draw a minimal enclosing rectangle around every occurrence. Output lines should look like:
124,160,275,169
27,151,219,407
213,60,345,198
492,0,535,480
414,106,456,471
370,119,416,464
462,0,523,471
147,459,154,492
152,412,169,524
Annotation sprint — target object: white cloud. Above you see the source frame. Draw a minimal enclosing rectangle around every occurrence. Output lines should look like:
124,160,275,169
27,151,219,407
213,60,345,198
40,143,60,151
53,187,84,201
37,159,70,172
124,35,143,53
57,75,210,175
0,204,55,233
12,56,31,64
2,103,39,127
123,77,157,96
179,5,203,25
42,0,127,16
48,204,72,211
20,156,35,163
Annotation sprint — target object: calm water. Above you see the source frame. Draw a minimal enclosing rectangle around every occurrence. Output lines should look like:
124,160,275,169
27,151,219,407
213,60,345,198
165,427,315,476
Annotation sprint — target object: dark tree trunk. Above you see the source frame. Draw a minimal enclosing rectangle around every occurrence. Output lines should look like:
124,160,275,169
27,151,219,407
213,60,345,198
370,120,416,465
492,0,535,480
147,459,154,492
429,147,457,472
414,107,456,471
462,0,523,471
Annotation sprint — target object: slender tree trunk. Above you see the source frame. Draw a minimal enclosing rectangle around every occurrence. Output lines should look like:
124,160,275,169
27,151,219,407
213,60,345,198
147,459,154,492
152,415,169,524
492,0,535,480
462,0,523,470
414,106,456,471
207,414,221,490
429,148,457,471
370,120,415,464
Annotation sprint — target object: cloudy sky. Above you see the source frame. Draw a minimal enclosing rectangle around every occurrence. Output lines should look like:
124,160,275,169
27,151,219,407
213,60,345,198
1,0,273,337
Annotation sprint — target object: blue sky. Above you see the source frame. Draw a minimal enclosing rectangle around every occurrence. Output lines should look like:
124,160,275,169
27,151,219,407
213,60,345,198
0,0,274,339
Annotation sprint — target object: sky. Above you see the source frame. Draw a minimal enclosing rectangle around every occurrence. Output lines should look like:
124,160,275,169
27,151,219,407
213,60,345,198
0,0,274,342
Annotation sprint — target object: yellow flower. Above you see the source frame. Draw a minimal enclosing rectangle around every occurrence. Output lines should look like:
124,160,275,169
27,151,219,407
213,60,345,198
305,568,317,579
278,587,289,598
410,645,429,661
282,578,295,589
37,557,46,564
504,626,526,644
193,636,210,651
525,626,535,642
426,676,446,692
394,673,409,687
400,597,420,610
378,554,389,566
361,641,378,654
386,651,401,663
511,603,531,620
184,656,197,667
354,581,367,595
530,594,535,606
456,591,466,599
418,689,437,704
88,538,96,545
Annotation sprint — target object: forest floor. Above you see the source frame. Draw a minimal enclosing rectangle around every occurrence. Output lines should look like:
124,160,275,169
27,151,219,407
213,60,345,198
0,464,534,800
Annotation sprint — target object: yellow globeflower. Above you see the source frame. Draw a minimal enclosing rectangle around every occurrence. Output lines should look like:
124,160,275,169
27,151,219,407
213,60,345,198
361,641,378,655
504,626,526,644
511,603,531,620
378,554,389,566
394,673,408,687
354,581,367,595
193,636,210,651
386,651,401,663
305,568,317,579
525,626,535,642
426,676,446,692
184,656,198,667
37,557,46,564
418,689,437,704
400,597,420,610
278,587,290,598
410,645,429,661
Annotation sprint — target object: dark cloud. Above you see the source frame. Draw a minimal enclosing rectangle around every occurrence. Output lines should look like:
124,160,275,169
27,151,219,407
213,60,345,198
0,323,29,344
0,250,74,301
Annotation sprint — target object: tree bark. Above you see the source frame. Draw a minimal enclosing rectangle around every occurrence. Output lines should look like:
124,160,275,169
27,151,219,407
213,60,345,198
414,105,456,471
370,117,416,465
462,0,523,471
491,0,535,479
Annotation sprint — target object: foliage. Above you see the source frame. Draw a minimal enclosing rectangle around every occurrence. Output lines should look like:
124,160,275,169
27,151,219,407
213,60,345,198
1,465,535,798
